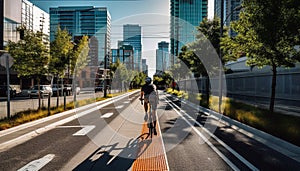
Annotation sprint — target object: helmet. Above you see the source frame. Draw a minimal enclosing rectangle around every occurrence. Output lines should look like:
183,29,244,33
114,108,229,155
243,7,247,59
145,77,152,84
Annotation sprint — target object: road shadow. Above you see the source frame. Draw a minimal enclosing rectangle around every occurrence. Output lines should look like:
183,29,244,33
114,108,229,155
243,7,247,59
73,134,152,171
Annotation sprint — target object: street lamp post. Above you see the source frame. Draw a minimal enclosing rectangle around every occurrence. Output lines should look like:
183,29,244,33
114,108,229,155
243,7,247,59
103,53,109,97
218,0,224,113
218,1,242,113
0,0,3,50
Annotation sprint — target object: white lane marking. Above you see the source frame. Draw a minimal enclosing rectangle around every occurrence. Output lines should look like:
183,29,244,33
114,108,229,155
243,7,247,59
165,98,240,171
0,92,138,151
115,105,124,109
101,113,114,118
165,96,259,171
156,111,170,171
18,154,55,171
0,90,138,138
123,101,130,104
57,125,95,136
73,125,95,136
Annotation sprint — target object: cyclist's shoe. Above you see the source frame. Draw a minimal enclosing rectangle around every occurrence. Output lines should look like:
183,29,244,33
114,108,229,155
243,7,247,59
153,128,157,135
144,113,148,122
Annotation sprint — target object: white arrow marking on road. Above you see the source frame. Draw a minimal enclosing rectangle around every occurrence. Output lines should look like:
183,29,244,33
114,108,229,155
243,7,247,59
101,112,114,118
18,154,55,171
57,125,95,136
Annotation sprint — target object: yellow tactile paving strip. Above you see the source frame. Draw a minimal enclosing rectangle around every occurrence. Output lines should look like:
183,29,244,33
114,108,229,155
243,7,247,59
132,122,168,171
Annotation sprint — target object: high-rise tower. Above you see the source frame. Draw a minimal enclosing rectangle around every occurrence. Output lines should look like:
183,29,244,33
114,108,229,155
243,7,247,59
156,41,169,73
170,0,208,65
123,24,142,71
50,6,111,67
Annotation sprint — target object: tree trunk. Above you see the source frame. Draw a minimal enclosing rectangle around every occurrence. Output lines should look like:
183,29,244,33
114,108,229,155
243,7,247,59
37,78,41,109
56,77,59,108
269,64,277,112
205,76,210,108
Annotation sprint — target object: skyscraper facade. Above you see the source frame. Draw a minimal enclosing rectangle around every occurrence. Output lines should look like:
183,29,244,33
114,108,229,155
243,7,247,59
156,41,169,73
123,24,142,71
215,0,242,35
142,59,148,75
49,6,111,67
170,0,208,65
22,0,50,42
111,45,135,70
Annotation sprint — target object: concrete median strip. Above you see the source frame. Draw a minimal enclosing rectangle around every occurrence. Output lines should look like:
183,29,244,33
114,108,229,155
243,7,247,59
0,91,139,152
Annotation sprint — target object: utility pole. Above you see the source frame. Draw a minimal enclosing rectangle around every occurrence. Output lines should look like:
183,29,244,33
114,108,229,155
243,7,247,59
103,33,108,97
103,54,108,97
0,0,4,50
218,0,224,113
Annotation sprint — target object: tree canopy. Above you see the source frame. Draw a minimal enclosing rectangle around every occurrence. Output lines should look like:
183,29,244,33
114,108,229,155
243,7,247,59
221,0,300,111
7,27,49,78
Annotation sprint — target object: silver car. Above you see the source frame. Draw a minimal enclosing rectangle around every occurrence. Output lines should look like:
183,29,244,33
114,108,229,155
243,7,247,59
28,85,52,98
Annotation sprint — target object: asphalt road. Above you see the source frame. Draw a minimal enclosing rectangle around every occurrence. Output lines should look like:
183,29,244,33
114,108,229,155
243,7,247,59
0,91,299,170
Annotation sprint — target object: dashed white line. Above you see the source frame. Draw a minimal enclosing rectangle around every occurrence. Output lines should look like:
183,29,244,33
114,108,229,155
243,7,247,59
115,105,124,109
101,112,114,119
57,125,95,136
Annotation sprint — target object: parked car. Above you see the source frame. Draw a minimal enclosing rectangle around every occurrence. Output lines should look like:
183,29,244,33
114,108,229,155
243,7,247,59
52,84,63,96
28,85,52,98
95,85,104,92
0,85,16,98
95,84,110,92
63,84,72,96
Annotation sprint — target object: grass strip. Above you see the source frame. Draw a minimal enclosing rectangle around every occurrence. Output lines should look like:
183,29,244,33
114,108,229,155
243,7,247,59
167,88,300,146
0,90,138,131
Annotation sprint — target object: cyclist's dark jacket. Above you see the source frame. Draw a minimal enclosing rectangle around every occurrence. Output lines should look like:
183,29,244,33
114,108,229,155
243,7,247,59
141,84,155,95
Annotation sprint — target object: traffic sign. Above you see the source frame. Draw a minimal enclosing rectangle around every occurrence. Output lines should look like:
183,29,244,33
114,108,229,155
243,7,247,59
0,53,14,68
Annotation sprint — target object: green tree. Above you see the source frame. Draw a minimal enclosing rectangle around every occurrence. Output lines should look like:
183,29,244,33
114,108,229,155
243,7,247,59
111,60,129,92
222,0,300,112
49,27,74,107
71,35,89,77
49,27,74,79
7,27,49,109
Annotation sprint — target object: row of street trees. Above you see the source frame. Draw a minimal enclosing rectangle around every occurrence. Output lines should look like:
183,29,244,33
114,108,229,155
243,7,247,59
110,59,147,91
169,0,300,112
6,26,89,109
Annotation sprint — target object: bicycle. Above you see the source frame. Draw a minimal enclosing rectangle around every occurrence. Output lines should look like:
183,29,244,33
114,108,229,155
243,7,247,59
140,98,155,139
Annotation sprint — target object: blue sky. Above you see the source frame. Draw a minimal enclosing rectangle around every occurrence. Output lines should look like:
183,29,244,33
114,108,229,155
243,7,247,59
30,0,172,75
30,0,170,20
29,0,214,76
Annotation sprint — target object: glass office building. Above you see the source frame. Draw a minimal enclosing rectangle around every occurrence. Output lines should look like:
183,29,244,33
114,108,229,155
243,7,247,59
215,0,241,26
111,45,134,70
215,0,242,36
123,24,142,71
170,0,208,65
156,41,169,73
49,6,111,67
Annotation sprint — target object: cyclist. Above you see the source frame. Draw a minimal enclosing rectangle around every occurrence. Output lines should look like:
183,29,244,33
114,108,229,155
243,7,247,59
140,77,159,135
